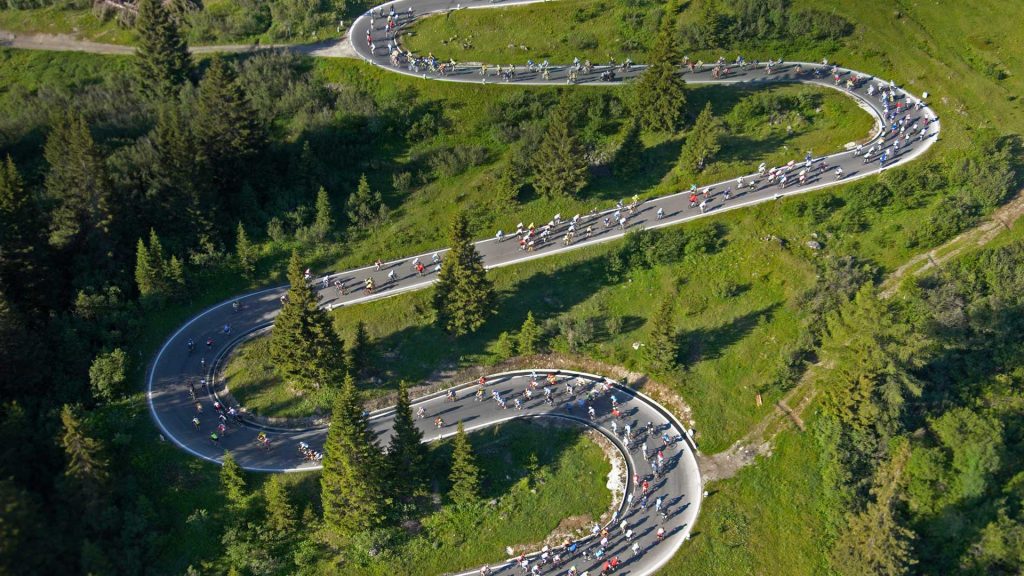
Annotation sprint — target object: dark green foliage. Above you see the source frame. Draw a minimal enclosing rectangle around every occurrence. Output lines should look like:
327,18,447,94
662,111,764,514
346,174,388,228
631,29,686,132
448,421,480,508
59,405,109,515
531,107,590,198
643,298,679,373
517,311,543,355
88,348,128,402
313,186,334,241
235,221,257,279
44,111,112,253
135,229,186,306
386,382,427,504
270,250,345,390
321,374,386,539
0,156,49,311
678,102,723,172
220,452,248,513
679,0,853,48
346,320,372,376
432,211,495,336
135,0,193,99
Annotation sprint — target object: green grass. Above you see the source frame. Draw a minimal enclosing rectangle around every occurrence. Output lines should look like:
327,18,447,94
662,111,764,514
0,6,136,44
356,419,612,575
222,334,339,419
664,419,835,574
403,0,662,65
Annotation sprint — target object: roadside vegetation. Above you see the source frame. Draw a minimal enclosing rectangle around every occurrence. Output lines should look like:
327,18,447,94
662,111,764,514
2,0,1024,574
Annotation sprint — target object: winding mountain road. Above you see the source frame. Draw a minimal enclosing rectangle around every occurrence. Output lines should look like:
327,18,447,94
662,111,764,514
141,1,942,573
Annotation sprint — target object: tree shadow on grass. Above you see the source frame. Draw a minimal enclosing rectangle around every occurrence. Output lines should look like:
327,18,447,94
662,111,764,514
678,303,780,365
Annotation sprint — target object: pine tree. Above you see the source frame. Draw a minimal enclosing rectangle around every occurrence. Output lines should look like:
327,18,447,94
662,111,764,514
313,186,334,241
134,0,192,99
631,31,687,132
346,320,372,376
167,254,186,298
0,156,49,310
270,250,345,390
832,442,917,576
134,235,161,301
44,112,112,251
151,104,210,239
613,117,644,177
678,102,723,173
643,298,680,373
59,405,109,514
194,57,264,208
448,421,480,508
220,452,248,513
387,382,427,502
263,476,296,533
235,222,256,280
517,311,543,355
695,0,726,49
321,374,385,539
432,211,496,336
346,174,388,228
531,107,589,198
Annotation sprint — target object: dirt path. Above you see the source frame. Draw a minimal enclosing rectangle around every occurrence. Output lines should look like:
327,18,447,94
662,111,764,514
701,188,1024,483
0,29,357,58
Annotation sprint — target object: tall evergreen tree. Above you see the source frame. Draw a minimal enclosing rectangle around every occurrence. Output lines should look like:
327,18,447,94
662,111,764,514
832,442,917,576
263,476,296,533
432,211,496,336
678,102,723,172
695,0,727,49
313,186,334,241
448,421,480,508
44,112,112,251
346,174,388,228
631,31,687,132
59,405,109,514
643,298,680,373
531,107,589,198
134,0,192,99
517,311,543,355
235,222,256,280
321,374,385,539
270,250,345,390
220,452,248,513
134,234,161,301
194,57,264,211
613,117,644,177
0,156,49,310
150,104,210,239
387,382,427,502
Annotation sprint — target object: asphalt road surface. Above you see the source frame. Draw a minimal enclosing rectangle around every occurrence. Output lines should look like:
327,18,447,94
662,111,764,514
148,1,940,573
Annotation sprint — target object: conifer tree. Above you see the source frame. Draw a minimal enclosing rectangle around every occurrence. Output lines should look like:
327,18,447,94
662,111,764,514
263,476,296,533
135,0,192,99
448,421,479,508
44,112,112,251
387,382,427,502
613,117,644,177
235,222,256,280
313,186,334,241
59,405,109,514
346,174,388,228
321,374,385,539
631,30,687,132
531,107,589,198
678,102,723,172
643,298,680,373
134,233,162,301
346,320,372,376
220,452,248,513
270,250,345,390
151,104,209,238
0,156,49,310
432,211,495,336
695,0,726,49
194,57,264,206
517,311,543,355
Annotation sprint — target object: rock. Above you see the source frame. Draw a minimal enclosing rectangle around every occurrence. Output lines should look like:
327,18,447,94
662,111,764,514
806,240,822,250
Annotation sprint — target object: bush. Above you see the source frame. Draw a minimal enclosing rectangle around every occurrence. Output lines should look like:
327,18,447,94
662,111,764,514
89,348,129,401
427,144,489,179
914,195,979,246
